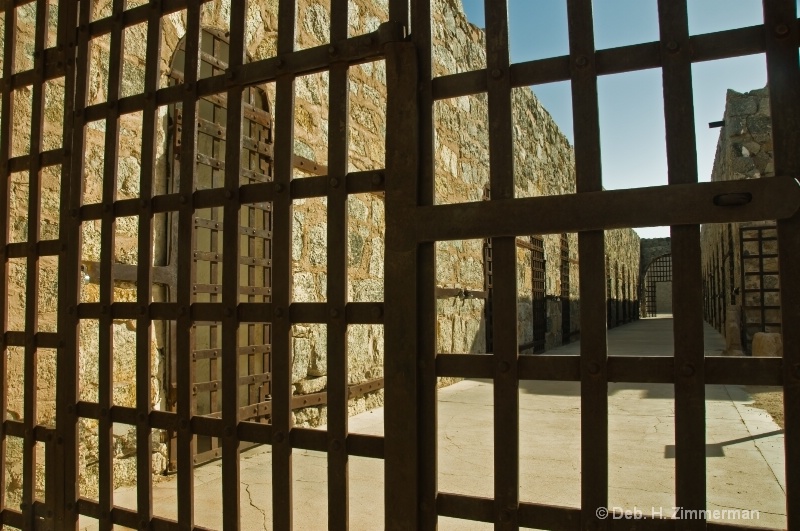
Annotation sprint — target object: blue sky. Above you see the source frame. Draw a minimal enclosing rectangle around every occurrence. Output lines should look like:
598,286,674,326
460,0,788,238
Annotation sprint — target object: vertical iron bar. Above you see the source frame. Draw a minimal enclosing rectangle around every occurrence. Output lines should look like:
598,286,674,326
328,1,350,528
60,0,92,527
0,0,17,517
98,1,126,527
222,1,247,528
134,1,163,525
272,1,297,528
483,0,519,528
53,0,79,526
566,0,609,525
410,0,437,528
177,1,202,527
763,0,800,527
384,39,419,531
21,2,48,528
22,0,51,526
658,0,706,525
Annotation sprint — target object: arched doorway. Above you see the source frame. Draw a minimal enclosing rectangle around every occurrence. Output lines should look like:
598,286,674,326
641,253,672,317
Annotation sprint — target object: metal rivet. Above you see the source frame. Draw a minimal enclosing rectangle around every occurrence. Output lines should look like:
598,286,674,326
179,194,187,204
224,307,233,317
588,362,600,375
681,364,695,377
100,408,109,417
226,69,235,80
274,431,285,443
331,440,341,451
328,45,337,56
140,306,147,315
775,23,790,36
330,177,339,188
666,40,679,52
274,307,284,318
101,305,109,314
371,305,382,318
179,306,187,315
491,68,502,79
225,188,233,199
330,308,340,318
138,412,147,422
185,83,193,92
499,361,510,373
575,55,588,67
372,173,383,186
225,426,235,437
275,183,284,193
140,199,149,209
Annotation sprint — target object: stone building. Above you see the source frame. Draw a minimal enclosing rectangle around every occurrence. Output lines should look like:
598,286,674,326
3,0,641,499
700,87,780,355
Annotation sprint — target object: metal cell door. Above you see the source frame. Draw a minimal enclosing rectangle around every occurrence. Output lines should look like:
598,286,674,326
740,224,781,353
382,1,800,530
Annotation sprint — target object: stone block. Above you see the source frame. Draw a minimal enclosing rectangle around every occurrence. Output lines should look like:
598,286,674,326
752,332,782,357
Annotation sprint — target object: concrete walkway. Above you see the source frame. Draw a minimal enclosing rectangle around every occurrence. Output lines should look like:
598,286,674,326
96,318,786,530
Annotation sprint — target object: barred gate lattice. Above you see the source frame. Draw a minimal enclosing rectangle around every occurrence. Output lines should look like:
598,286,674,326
0,0,799,530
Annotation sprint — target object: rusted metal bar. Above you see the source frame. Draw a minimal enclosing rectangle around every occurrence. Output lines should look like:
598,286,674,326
764,1,800,527
22,0,51,526
0,0,17,519
384,39,419,530
566,0,609,525
271,0,298,527
432,23,771,101
482,0,520,527
409,2,437,529
658,1,707,525
96,1,127,528
327,0,350,526
412,177,800,242
220,1,248,528
176,1,202,526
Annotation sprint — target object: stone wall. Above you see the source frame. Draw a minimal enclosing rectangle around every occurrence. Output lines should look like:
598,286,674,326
700,87,778,354
2,0,642,500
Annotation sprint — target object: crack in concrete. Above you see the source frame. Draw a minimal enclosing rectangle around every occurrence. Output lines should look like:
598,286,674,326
244,480,269,530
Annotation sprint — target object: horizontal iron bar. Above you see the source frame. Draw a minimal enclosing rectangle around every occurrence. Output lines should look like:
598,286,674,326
414,177,800,242
431,22,776,100
436,354,783,386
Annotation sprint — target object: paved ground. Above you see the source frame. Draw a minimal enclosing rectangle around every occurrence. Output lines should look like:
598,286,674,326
92,317,786,530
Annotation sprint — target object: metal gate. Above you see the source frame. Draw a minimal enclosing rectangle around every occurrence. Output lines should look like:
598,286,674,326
516,236,546,354
1,0,799,530
643,254,673,317
740,224,781,352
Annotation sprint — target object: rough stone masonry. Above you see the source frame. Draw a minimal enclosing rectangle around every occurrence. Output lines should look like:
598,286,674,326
2,0,641,499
